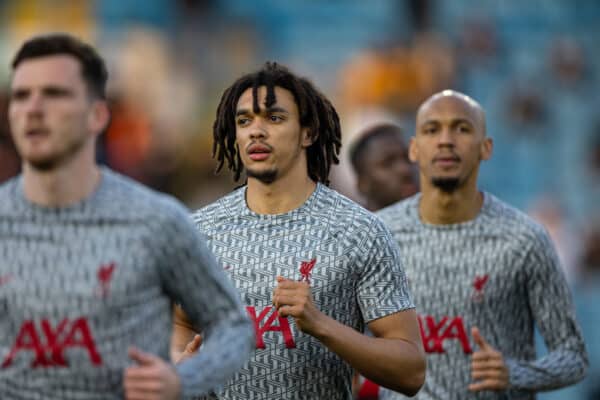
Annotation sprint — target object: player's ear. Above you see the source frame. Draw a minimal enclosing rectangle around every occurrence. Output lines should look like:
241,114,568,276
301,127,315,148
480,137,493,161
89,100,110,137
408,137,418,163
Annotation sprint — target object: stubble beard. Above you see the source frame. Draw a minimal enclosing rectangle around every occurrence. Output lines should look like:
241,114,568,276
24,132,89,172
246,167,278,184
431,177,461,193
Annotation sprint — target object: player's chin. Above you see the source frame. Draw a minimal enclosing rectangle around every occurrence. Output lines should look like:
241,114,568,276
24,154,60,171
246,167,278,184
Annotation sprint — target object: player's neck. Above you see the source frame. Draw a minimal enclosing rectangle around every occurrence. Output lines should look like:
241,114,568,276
366,199,385,212
22,150,101,208
246,173,317,215
418,184,484,225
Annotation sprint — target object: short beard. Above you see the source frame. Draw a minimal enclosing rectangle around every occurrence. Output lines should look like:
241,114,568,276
28,159,58,171
431,177,460,193
246,168,278,184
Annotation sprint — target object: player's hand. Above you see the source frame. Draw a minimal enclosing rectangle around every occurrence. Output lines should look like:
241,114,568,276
124,347,181,400
468,327,509,391
272,276,325,336
174,334,202,364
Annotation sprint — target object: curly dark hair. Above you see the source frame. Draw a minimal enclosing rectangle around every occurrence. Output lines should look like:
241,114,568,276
213,62,342,185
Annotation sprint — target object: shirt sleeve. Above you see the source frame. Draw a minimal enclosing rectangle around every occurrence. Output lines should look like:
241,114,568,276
355,216,414,323
506,227,588,390
156,208,254,398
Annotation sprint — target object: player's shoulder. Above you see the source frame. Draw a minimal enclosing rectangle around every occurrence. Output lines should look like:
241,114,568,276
99,168,190,223
0,176,20,213
483,193,550,241
376,194,420,231
314,184,389,234
190,185,245,228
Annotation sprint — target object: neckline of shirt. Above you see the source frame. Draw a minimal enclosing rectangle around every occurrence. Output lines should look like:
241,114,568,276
14,166,112,216
237,182,324,221
411,191,491,230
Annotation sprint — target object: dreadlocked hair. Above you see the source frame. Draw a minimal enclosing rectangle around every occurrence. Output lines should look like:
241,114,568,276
212,61,342,185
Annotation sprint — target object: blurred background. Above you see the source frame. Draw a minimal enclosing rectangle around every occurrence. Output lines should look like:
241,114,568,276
0,1,598,398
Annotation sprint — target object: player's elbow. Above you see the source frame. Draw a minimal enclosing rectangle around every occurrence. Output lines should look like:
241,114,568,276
387,354,426,397
403,357,426,397
573,352,589,384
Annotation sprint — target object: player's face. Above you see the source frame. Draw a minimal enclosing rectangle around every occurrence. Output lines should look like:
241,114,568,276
235,86,312,184
358,135,418,208
411,96,492,192
9,55,104,170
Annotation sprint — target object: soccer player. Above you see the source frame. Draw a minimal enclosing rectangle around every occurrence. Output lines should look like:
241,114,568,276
377,90,588,399
0,33,253,399
172,62,426,399
349,123,418,211
348,123,418,399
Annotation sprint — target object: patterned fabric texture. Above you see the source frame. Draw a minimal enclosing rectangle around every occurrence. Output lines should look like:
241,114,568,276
377,193,588,400
0,168,253,399
191,183,414,400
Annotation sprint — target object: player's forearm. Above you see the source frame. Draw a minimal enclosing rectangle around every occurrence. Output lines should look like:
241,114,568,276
313,315,425,396
506,349,588,391
170,324,196,361
175,311,254,397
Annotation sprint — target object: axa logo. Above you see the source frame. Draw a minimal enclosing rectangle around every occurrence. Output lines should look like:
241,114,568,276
298,258,316,284
246,306,295,349
0,274,12,287
471,274,489,302
96,262,116,298
418,315,473,354
2,317,102,368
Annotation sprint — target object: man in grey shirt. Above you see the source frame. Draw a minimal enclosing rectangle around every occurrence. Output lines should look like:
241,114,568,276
0,33,253,399
378,90,588,399
173,62,426,399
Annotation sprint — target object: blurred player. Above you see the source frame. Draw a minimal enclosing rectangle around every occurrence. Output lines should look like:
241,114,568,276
377,90,588,399
0,33,253,399
348,123,419,399
349,123,418,211
173,62,426,399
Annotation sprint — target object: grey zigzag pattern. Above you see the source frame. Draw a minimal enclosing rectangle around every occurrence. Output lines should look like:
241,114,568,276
192,183,414,400
0,169,251,399
377,193,587,400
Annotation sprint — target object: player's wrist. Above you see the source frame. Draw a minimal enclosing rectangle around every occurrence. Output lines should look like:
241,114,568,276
308,312,340,342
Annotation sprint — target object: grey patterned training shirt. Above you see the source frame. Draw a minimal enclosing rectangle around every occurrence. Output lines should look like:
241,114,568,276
191,183,414,400
0,168,253,399
377,193,588,400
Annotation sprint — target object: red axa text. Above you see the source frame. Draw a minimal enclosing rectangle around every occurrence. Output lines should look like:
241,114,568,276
418,315,472,354
1,317,102,368
246,306,295,349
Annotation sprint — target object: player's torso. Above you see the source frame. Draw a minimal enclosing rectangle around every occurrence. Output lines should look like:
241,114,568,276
0,213,170,399
391,226,534,400
205,214,359,399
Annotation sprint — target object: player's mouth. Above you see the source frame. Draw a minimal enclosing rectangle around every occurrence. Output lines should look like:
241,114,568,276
25,127,50,139
247,143,272,161
433,155,460,167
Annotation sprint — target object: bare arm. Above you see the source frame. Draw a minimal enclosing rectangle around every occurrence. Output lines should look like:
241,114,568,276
274,277,425,396
170,305,201,363
321,309,425,396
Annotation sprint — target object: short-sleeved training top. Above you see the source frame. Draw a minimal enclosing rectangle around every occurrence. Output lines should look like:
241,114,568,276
191,183,414,400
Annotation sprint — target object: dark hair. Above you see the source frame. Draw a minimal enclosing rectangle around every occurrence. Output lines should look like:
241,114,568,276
349,123,405,174
213,62,341,184
12,33,108,100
